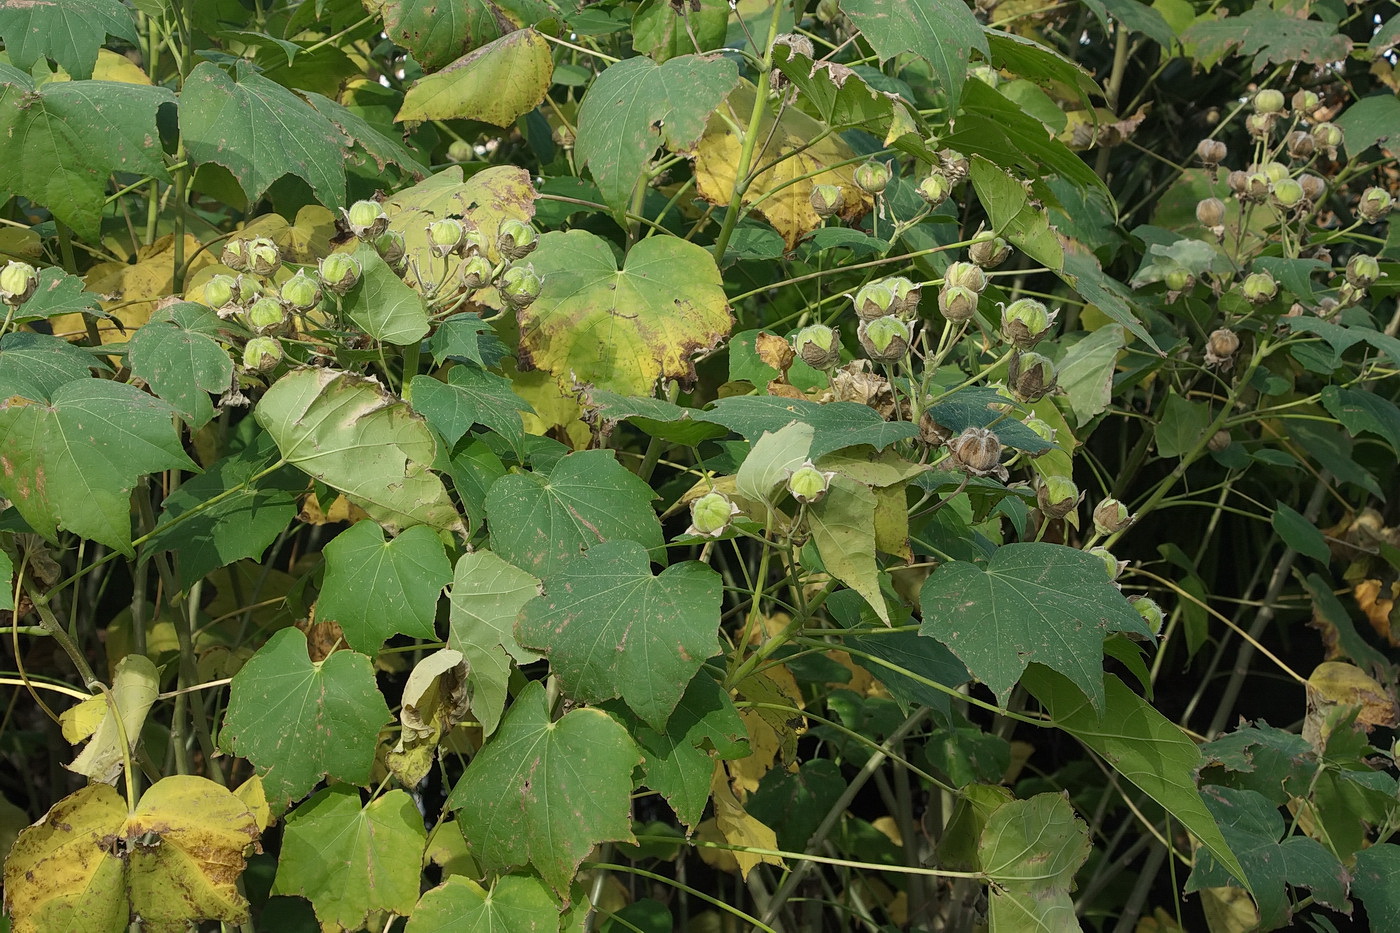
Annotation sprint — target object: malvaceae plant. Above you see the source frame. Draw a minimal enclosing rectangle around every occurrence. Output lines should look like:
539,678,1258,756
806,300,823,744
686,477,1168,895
1,0,1399,931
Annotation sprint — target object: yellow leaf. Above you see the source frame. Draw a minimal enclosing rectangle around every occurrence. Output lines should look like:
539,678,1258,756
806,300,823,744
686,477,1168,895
728,667,805,792
58,694,106,744
92,49,154,85
695,83,873,248
708,767,783,879
65,654,159,784
504,358,591,448
425,817,478,877
1303,660,1398,750
51,234,217,342
234,776,271,832
1200,884,1258,933
298,491,369,525
239,205,338,264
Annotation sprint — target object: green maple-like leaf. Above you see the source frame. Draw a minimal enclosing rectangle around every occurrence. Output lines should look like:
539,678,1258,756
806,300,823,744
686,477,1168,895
0,331,103,402
341,242,430,346
920,542,1153,709
702,396,919,458
369,0,552,71
315,520,452,654
146,433,304,589
0,65,173,239
519,230,732,397
301,89,429,180
10,266,102,326
839,0,986,118
182,62,345,209
1186,785,1348,928
447,681,640,893
0,0,137,79
0,379,197,555
1353,844,1400,929
485,448,662,578
126,303,234,428
428,313,507,370
410,366,531,451
447,549,542,736
407,874,563,933
254,368,464,536
1182,8,1353,71
979,793,1090,931
1022,667,1247,889
272,786,426,931
771,42,919,133
219,628,392,808
516,540,722,729
574,54,738,211
618,674,749,828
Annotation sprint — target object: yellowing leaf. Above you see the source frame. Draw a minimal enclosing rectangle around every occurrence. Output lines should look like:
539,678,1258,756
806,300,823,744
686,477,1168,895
1303,660,1399,751
3,777,259,933
708,767,782,879
520,229,732,396
92,48,152,84
238,205,337,264
398,28,553,128
65,654,158,784
387,649,472,786
234,775,271,832
729,667,805,792
695,83,872,248
52,234,217,342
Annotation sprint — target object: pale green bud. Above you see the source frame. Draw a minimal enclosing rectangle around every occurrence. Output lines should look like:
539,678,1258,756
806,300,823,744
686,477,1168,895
1346,255,1382,288
1087,546,1123,581
499,262,542,308
1241,271,1277,304
916,172,951,207
497,218,538,261
938,284,978,323
1357,187,1393,223
968,233,1011,268
246,296,288,333
1253,89,1285,114
344,200,389,239
245,237,281,276
428,218,467,257
689,492,740,537
858,315,911,362
1037,475,1080,520
944,261,986,293
242,335,283,371
793,324,840,369
374,230,407,265
318,253,362,294
1092,498,1133,535
853,281,897,321
200,273,239,308
1272,178,1305,209
810,184,844,218
0,261,38,305
1311,122,1343,151
280,269,322,311
460,255,495,290
1130,596,1164,636
884,276,921,317
787,461,835,503
1001,298,1055,348
446,140,474,163
854,160,891,195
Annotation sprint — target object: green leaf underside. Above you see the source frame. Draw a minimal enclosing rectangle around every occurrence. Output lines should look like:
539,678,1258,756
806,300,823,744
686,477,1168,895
979,793,1091,932
809,475,888,624
0,379,197,555
447,549,542,736
254,368,464,536
1022,666,1248,889
406,873,563,932
0,66,173,239
448,681,640,893
182,62,345,208
485,448,662,578
520,230,733,397
273,786,426,930
921,542,1152,709
342,242,431,345
516,539,723,729
316,521,453,654
219,627,392,808
574,54,739,211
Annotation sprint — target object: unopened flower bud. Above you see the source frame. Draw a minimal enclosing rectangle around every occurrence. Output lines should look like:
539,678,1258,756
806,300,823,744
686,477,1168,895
810,184,844,218
499,262,542,308
1241,272,1277,304
446,140,474,163
1261,161,1289,183
1008,351,1056,402
853,280,896,321
854,160,891,195
460,255,494,290
496,218,538,261
1001,298,1056,348
1037,476,1080,520
280,269,322,311
1196,197,1226,229
1208,430,1232,452
242,335,283,371
1292,89,1320,113
428,218,466,257
916,172,952,207
1226,170,1248,195
200,273,240,308
374,230,406,265
1311,122,1343,159
944,261,986,293
1205,327,1240,366
318,253,362,294
246,238,281,276
1023,416,1056,448
1196,139,1227,166
1345,254,1382,288
858,315,911,362
688,491,740,537
1357,187,1393,223
0,261,38,305
1254,89,1286,114
947,426,1003,477
1286,130,1315,160
1093,498,1133,535
1087,546,1124,581
1130,595,1164,636
344,200,389,239
460,226,490,258
788,461,836,503
1272,178,1306,209
246,296,288,333
1164,269,1194,293
968,233,1011,268
794,324,840,369
938,284,979,323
